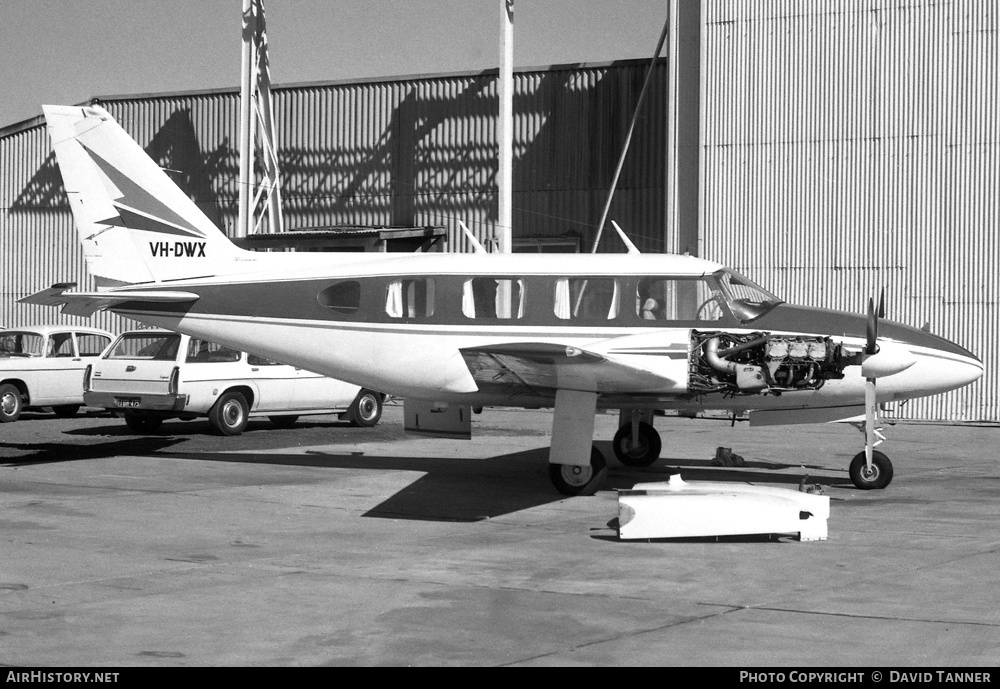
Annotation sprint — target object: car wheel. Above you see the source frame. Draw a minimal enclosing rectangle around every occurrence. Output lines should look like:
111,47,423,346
347,389,382,427
209,391,249,436
0,384,24,423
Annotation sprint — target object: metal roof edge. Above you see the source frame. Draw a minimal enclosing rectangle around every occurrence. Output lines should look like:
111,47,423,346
1,57,662,139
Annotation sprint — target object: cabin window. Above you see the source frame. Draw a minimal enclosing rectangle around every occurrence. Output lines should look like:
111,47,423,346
317,281,361,315
554,278,620,320
636,278,724,321
386,278,435,318
185,338,241,363
462,278,525,319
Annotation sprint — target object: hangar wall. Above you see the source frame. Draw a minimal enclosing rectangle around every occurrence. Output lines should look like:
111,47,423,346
0,59,666,334
701,0,998,421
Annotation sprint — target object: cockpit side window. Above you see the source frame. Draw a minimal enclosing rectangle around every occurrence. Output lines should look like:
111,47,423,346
636,278,724,322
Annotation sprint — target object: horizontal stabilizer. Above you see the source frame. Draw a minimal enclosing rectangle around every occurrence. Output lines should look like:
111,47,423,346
20,283,199,317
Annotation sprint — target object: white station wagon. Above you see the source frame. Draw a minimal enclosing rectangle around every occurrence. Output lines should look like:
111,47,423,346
0,325,114,423
85,329,383,435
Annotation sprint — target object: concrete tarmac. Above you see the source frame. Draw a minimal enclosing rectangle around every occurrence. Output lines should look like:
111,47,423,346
1,405,998,667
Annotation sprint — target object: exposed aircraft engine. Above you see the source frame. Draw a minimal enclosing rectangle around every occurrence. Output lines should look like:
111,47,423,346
690,330,846,396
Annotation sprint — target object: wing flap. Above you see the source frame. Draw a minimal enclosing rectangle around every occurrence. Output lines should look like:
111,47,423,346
20,283,199,317
460,342,676,395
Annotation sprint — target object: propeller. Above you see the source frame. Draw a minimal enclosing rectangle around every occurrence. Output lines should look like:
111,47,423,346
865,288,885,355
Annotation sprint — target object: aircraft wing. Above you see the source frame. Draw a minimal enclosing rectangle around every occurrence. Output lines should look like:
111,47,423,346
20,283,199,318
460,342,676,396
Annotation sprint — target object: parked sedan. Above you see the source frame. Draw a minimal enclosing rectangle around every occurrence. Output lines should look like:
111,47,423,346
0,325,115,422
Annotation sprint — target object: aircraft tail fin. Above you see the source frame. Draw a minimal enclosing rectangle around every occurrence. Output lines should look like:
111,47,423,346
43,105,254,286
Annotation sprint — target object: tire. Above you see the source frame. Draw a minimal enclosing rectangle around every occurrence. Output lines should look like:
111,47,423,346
124,413,163,433
347,389,382,427
269,415,299,429
0,383,24,423
849,450,894,490
52,404,81,418
612,422,662,467
208,391,249,436
549,446,608,497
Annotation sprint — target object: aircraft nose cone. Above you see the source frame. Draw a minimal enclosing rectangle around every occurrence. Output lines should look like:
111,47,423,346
954,355,985,388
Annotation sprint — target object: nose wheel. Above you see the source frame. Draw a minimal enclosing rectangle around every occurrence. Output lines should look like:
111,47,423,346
849,450,894,490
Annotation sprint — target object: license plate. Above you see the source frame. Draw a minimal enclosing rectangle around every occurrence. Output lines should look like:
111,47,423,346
114,397,141,408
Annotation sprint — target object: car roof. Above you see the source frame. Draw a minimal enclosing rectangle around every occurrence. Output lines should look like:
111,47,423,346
118,328,178,336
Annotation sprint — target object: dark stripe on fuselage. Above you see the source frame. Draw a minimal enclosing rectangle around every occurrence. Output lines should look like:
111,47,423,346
752,304,979,359
112,275,747,329
112,277,979,361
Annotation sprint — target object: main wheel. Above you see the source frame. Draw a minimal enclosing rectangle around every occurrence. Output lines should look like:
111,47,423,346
612,422,662,467
209,391,249,436
0,384,24,423
549,446,608,497
52,404,81,418
849,450,894,490
347,389,382,427
123,413,163,433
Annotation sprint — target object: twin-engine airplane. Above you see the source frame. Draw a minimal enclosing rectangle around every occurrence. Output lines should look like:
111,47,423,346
27,105,983,495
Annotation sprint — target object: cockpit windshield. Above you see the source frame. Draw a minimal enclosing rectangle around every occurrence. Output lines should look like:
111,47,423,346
712,268,783,322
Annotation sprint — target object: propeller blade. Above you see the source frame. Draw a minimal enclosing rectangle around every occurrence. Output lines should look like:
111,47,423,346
877,288,886,319
866,297,877,355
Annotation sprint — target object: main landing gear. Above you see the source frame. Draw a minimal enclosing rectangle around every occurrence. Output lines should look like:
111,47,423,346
612,421,662,467
549,446,608,497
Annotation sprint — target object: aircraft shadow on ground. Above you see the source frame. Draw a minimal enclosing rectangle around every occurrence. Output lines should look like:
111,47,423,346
1,435,853,521
0,437,187,466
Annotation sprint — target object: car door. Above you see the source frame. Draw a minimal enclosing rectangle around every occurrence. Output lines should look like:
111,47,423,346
32,331,84,404
246,353,298,411
292,368,360,410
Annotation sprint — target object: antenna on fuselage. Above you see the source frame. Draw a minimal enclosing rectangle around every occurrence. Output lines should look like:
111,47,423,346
611,221,641,254
459,221,488,254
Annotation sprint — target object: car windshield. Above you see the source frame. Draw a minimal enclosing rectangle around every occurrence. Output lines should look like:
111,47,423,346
712,269,783,322
108,333,182,361
0,331,44,357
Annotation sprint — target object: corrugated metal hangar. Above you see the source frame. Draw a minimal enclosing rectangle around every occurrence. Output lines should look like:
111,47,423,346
0,1,996,421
